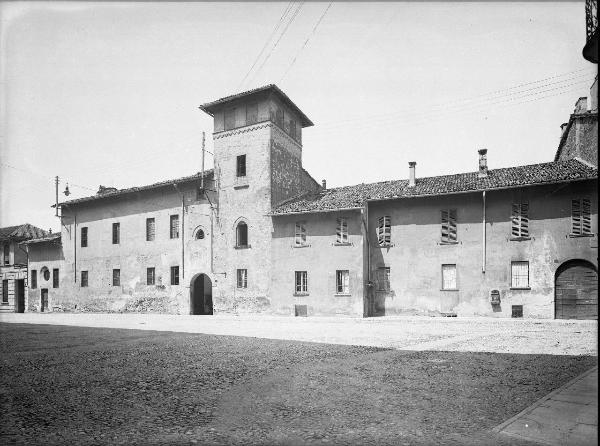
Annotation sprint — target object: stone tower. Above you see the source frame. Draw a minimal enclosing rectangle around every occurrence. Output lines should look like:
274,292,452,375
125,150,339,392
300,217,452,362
200,85,316,312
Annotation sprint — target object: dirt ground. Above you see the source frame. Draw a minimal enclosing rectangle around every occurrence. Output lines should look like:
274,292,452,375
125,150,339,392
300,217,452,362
1,322,596,445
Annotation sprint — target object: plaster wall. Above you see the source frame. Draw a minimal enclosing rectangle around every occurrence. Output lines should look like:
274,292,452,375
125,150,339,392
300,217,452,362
367,180,598,318
271,211,364,316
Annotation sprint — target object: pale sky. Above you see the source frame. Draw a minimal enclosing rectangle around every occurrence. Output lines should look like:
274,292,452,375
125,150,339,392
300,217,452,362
0,1,596,232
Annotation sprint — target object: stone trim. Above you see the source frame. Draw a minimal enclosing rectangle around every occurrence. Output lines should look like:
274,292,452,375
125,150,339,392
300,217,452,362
213,122,273,140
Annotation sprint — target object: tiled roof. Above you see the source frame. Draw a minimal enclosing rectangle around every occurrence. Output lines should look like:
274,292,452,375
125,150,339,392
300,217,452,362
199,84,314,127
21,232,61,245
60,170,214,207
0,224,49,241
272,159,598,215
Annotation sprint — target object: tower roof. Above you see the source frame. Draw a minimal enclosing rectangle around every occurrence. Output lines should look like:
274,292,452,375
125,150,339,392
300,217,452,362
199,84,314,128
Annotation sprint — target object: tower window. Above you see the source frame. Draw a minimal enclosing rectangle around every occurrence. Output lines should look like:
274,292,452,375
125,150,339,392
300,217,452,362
236,155,247,177
224,108,236,131
246,103,258,125
196,229,205,240
236,222,248,248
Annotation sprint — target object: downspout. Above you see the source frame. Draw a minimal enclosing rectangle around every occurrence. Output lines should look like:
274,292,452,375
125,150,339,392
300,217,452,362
361,201,371,317
482,191,486,274
74,213,77,283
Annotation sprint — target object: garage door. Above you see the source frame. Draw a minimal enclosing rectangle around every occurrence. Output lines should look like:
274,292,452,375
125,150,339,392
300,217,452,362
555,260,598,320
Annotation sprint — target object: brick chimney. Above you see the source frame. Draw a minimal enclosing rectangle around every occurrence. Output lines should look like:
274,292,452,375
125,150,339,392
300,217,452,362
478,149,488,178
408,162,416,187
574,97,587,114
321,179,327,190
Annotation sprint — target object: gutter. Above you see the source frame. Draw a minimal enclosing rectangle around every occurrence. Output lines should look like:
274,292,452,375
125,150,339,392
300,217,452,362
269,206,363,217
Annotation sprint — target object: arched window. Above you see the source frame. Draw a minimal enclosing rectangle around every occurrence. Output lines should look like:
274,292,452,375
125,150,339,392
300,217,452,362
196,229,205,240
236,222,248,248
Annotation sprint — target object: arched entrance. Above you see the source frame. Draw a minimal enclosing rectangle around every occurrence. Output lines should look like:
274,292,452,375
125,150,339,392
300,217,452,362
190,274,213,315
555,260,597,320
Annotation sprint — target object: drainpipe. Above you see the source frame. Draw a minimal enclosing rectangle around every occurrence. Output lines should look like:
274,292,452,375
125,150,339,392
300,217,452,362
482,191,486,274
361,201,371,317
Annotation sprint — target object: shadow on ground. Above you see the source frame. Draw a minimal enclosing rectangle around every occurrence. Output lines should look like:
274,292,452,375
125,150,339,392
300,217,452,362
1,323,596,445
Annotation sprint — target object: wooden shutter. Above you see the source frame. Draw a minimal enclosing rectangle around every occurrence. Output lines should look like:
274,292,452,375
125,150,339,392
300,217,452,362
442,210,457,242
512,203,529,238
582,198,591,234
572,199,582,235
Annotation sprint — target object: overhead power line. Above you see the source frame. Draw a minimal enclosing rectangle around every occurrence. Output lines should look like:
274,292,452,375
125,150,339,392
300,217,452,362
237,2,295,91
280,2,333,82
1,162,96,192
247,2,305,87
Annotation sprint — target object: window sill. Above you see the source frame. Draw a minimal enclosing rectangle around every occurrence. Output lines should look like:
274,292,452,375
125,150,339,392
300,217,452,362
236,287,248,290
235,245,251,250
438,241,459,245
377,243,394,248
440,288,459,291
510,237,531,241
233,184,249,190
334,293,351,297
294,292,309,296
292,244,311,248
375,289,390,293
332,242,352,246
510,287,531,290
1,302,9,306
568,233,595,238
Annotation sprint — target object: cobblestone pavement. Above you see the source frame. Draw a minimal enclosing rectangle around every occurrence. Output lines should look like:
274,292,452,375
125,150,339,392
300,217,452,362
0,312,597,355
1,323,597,445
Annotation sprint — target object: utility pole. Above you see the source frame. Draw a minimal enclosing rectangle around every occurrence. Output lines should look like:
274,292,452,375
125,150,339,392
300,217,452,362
55,176,59,217
201,131,206,190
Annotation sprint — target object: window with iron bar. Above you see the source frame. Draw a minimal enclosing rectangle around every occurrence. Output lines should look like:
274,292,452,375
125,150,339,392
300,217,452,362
237,269,248,288
511,261,529,288
295,271,308,293
147,267,155,286
336,270,350,294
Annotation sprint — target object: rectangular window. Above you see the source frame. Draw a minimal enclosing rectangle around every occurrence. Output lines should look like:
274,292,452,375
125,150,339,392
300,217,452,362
3,244,9,265
295,271,308,293
377,267,390,291
170,215,179,239
170,266,179,285
31,270,37,289
236,154,247,177
376,216,391,246
336,217,348,244
294,221,307,246
147,267,155,286
146,218,155,241
246,103,258,125
112,222,120,244
2,279,7,303
511,203,530,238
52,268,59,288
442,264,457,290
81,271,88,287
511,261,529,288
237,269,248,288
571,198,592,235
441,209,458,243
112,269,120,287
81,227,88,247
224,108,236,131
336,270,350,294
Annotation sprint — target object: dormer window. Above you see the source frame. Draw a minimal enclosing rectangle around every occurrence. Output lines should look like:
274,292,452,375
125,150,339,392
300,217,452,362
224,108,236,131
236,155,247,177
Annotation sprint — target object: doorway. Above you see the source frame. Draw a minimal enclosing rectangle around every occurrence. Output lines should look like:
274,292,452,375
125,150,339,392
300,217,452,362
555,260,598,320
16,279,25,313
190,274,213,315
41,288,48,312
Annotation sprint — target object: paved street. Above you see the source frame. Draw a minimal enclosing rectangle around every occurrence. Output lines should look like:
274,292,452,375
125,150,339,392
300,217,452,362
1,317,597,445
0,312,597,355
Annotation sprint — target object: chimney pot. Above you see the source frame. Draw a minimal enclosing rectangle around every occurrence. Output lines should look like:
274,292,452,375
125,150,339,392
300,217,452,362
478,149,488,178
322,179,327,189
408,161,416,187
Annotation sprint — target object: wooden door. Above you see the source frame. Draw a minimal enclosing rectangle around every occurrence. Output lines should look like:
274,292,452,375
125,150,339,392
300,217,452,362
16,279,25,313
555,261,598,320
41,289,48,312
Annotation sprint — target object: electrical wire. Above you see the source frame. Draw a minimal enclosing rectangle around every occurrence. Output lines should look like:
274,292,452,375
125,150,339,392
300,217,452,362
280,2,333,82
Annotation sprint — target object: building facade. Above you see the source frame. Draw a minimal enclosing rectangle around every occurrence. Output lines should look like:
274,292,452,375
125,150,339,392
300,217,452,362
21,85,599,319
0,224,48,313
